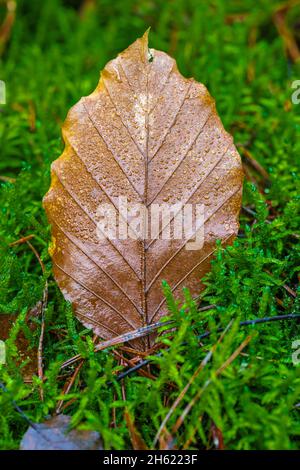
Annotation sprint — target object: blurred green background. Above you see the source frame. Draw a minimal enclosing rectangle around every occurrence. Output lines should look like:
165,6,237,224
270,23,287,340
1,0,300,196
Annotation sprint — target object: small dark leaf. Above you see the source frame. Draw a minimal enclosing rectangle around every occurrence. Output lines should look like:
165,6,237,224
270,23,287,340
20,415,103,450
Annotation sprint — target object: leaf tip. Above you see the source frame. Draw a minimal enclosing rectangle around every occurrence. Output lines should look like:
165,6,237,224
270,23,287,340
142,27,151,42
140,28,151,61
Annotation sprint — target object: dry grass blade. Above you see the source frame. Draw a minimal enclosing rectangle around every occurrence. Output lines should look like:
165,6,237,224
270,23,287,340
239,146,270,181
0,175,16,183
56,334,98,414
25,240,48,400
9,235,48,391
124,409,148,450
171,335,253,439
113,349,156,380
273,1,300,63
153,319,234,446
9,234,35,246
0,0,16,56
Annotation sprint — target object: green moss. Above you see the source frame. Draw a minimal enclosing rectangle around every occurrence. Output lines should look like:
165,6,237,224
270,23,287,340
0,0,299,450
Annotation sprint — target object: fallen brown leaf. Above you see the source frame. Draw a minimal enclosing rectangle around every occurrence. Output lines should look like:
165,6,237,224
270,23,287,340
43,32,243,351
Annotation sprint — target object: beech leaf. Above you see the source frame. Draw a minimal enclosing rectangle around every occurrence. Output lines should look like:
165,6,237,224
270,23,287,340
43,32,243,351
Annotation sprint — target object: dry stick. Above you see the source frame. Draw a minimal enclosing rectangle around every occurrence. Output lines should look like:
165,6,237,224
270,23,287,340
183,416,203,450
113,349,155,380
153,320,234,447
265,269,297,299
37,284,48,401
56,361,84,414
60,398,77,412
57,331,157,413
284,284,297,298
9,234,35,246
60,305,216,369
111,394,117,428
276,297,285,309
120,358,127,402
240,147,270,181
26,240,48,401
125,409,148,450
273,2,300,63
0,175,16,183
56,334,98,414
0,0,16,56
196,304,217,312
112,313,300,382
60,320,174,369
60,308,300,378
118,345,160,358
26,240,44,271
242,206,271,224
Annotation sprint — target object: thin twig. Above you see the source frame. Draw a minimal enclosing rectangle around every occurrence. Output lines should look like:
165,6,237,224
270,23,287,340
26,240,44,272
0,175,16,184
37,284,48,401
113,349,155,380
9,234,35,246
56,361,84,415
56,334,98,413
242,206,271,224
120,358,127,401
60,320,174,369
283,284,297,298
265,269,297,299
124,409,148,450
26,240,47,401
60,305,216,369
112,313,300,382
273,1,300,63
239,146,270,181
